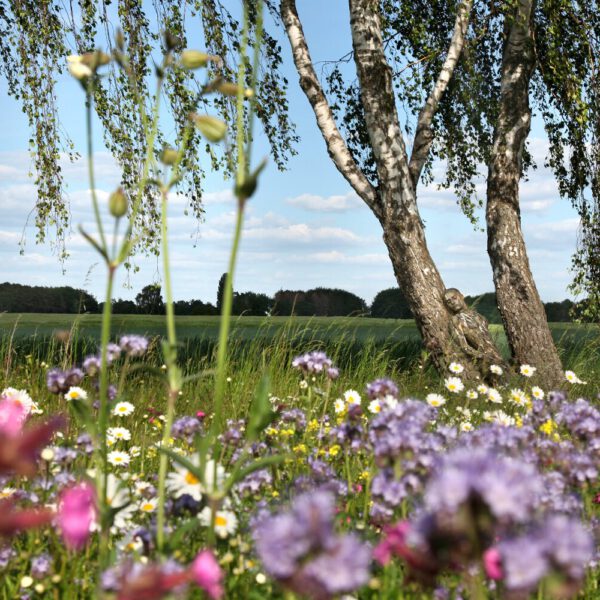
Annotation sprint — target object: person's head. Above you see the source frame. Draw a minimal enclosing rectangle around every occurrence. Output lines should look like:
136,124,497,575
444,288,466,314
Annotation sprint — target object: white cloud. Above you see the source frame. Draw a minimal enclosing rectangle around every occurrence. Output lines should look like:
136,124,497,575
285,191,364,212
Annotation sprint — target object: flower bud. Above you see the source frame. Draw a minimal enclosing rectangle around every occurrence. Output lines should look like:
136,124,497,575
215,81,254,98
109,188,128,218
160,147,180,166
181,50,214,70
190,114,227,142
67,56,93,80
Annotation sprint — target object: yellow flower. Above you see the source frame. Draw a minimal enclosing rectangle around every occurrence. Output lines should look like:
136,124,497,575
515,415,523,428
540,419,558,437
293,444,307,454
328,445,341,457
307,419,319,433
265,427,278,436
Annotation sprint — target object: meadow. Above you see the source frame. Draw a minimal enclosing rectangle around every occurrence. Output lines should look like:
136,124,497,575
0,313,599,599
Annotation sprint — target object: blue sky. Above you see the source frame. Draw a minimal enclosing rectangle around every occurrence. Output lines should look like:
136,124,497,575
0,3,579,305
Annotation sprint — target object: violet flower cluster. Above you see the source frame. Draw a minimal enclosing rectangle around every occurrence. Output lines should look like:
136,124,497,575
291,351,338,379
253,490,371,599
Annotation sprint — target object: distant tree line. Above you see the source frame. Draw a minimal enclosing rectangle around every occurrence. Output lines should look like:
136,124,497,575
0,281,577,322
0,282,98,313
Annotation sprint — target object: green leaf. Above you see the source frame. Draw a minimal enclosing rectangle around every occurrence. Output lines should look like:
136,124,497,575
78,226,108,261
246,373,274,442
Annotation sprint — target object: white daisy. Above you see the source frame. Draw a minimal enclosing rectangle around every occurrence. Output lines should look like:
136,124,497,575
487,388,503,404
491,410,516,427
466,390,478,400
477,384,489,395
509,388,528,406
166,457,225,501
490,364,503,376
30,402,43,415
105,475,135,528
198,506,238,538
0,487,17,500
520,364,536,377
460,421,473,432
130,446,141,457
108,450,130,467
425,393,446,408
531,386,545,400
113,401,134,417
444,377,464,394
334,398,346,414
368,400,382,414
343,390,362,406
139,498,158,513
107,427,131,442
449,362,464,374
565,370,586,385
1,387,34,415
65,387,88,402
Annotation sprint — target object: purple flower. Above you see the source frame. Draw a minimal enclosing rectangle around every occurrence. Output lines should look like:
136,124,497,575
46,367,84,394
106,343,122,362
0,546,16,569
366,377,398,400
496,514,594,591
497,536,549,590
172,416,204,444
82,355,101,376
279,408,307,430
118,335,149,357
291,351,335,375
31,553,52,579
253,491,371,598
424,448,543,523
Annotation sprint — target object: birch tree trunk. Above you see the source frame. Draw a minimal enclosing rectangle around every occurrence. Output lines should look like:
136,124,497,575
486,0,563,386
281,0,503,376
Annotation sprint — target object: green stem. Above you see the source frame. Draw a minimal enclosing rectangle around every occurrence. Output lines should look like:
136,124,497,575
96,265,115,571
85,92,107,252
156,183,180,554
212,204,246,431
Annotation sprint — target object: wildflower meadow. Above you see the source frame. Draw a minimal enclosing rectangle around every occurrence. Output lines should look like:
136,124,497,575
1,2,599,599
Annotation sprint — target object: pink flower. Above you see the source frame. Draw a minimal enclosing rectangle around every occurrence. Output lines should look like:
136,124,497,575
191,550,223,599
0,399,26,437
483,547,503,580
57,481,97,550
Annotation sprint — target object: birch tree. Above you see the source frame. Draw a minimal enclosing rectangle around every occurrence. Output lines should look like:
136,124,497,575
282,0,599,383
281,0,504,375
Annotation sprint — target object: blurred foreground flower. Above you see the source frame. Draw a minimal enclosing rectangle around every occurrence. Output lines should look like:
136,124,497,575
57,481,97,550
253,490,371,599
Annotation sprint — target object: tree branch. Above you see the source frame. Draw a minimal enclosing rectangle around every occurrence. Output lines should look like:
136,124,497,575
348,0,416,218
280,0,381,216
408,0,474,188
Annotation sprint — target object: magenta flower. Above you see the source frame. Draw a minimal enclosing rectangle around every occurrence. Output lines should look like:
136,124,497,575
0,399,26,437
191,550,223,599
483,548,503,580
57,482,97,550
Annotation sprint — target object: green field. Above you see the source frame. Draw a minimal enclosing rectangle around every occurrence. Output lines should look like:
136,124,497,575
1,313,598,387
1,312,598,351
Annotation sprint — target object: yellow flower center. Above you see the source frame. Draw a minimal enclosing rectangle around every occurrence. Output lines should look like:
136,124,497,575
185,471,199,485
142,503,154,512
215,515,228,527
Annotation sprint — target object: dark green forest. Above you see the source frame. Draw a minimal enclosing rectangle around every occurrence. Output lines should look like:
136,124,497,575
0,281,575,321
